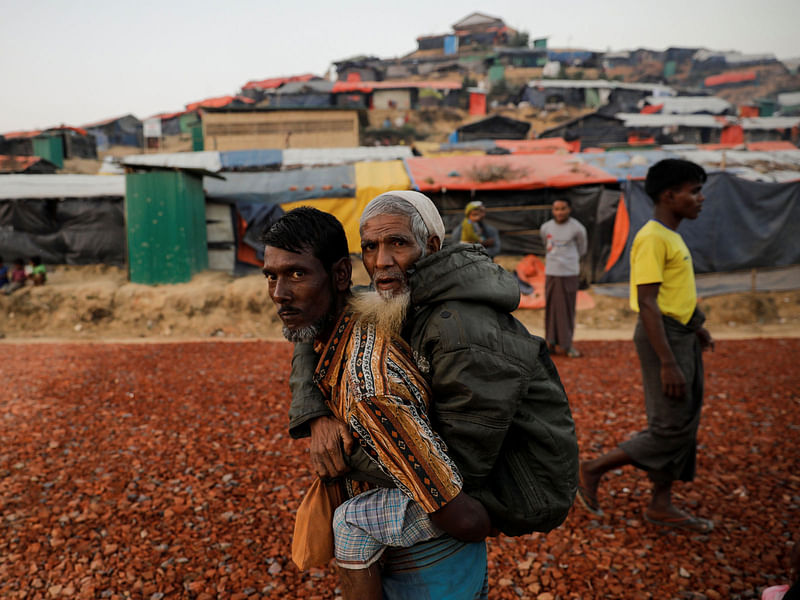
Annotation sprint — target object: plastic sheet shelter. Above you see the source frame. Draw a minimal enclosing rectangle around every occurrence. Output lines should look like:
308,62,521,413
282,160,411,253
204,166,357,267
601,172,800,283
126,171,208,284
405,154,617,192
0,175,126,266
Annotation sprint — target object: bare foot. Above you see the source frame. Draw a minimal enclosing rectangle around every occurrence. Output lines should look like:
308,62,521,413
577,461,603,515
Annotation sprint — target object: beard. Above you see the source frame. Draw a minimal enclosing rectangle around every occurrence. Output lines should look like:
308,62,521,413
348,288,410,337
281,311,334,344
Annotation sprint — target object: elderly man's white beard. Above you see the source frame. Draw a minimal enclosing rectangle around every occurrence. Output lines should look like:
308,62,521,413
349,288,410,336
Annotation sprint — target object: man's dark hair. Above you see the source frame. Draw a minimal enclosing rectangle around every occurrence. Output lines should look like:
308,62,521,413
645,159,707,203
14,258,24,267
31,256,42,266
552,197,571,207
261,206,349,274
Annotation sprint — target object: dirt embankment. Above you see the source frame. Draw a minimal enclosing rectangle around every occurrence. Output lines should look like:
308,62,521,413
2,261,799,342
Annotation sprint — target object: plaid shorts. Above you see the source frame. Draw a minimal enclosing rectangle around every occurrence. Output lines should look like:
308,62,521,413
333,487,443,570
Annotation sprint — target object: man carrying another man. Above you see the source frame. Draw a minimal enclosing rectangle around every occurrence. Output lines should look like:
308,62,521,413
273,191,578,598
263,207,490,599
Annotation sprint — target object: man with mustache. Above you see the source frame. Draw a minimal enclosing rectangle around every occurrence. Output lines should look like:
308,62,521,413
263,206,490,599
288,191,578,597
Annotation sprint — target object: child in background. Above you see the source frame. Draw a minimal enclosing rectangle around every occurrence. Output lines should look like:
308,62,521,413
0,256,8,290
29,256,46,286
4,259,26,295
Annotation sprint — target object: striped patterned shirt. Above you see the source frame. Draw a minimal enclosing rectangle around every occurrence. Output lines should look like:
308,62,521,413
314,310,462,513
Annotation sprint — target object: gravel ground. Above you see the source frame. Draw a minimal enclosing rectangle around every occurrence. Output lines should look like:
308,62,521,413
1,339,797,599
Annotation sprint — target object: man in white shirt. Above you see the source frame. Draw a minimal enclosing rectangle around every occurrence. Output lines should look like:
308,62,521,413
540,198,587,358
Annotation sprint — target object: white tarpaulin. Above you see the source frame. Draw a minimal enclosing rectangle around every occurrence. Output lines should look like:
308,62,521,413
0,175,125,199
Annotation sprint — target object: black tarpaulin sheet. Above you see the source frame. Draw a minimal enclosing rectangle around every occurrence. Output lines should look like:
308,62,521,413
0,198,125,265
602,172,800,283
432,185,619,284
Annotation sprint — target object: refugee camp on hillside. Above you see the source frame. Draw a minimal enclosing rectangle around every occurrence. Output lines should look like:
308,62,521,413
1,5,799,600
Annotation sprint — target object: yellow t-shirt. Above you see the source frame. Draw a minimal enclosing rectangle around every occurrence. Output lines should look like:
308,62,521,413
629,220,696,325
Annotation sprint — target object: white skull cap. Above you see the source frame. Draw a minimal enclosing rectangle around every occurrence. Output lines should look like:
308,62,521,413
368,190,445,242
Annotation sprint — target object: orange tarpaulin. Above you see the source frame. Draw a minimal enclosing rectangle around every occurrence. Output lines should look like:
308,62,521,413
605,193,630,273
515,255,595,311
406,154,617,192
747,140,798,151
720,125,745,146
640,104,663,114
494,138,571,154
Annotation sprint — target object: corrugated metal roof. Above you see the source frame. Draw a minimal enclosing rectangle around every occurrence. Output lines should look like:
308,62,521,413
616,113,730,128
282,146,412,168
122,151,223,172
0,174,125,199
527,79,676,95
645,96,732,115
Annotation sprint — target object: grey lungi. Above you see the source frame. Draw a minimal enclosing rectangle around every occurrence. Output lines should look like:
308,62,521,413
619,310,705,484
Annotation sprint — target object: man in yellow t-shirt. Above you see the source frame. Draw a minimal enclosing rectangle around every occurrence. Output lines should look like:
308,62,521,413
578,159,715,533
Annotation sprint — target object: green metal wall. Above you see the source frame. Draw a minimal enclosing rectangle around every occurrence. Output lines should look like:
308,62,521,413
125,171,208,284
32,136,64,169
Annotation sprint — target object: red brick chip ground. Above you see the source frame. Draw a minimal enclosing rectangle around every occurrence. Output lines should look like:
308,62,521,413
1,339,798,599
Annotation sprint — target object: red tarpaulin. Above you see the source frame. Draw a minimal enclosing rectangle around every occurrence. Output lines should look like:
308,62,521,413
405,154,616,192
494,138,571,154
705,71,756,87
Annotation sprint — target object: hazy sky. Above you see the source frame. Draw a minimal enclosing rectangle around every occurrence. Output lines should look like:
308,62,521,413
1,0,798,133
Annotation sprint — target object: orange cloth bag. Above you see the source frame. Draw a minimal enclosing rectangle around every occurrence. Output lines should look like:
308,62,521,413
291,478,345,570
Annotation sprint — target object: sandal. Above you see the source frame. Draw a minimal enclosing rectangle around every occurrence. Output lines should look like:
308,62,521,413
644,511,714,533
566,347,582,358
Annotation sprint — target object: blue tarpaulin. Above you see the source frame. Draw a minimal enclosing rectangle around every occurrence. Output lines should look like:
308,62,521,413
602,172,800,283
219,149,283,170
